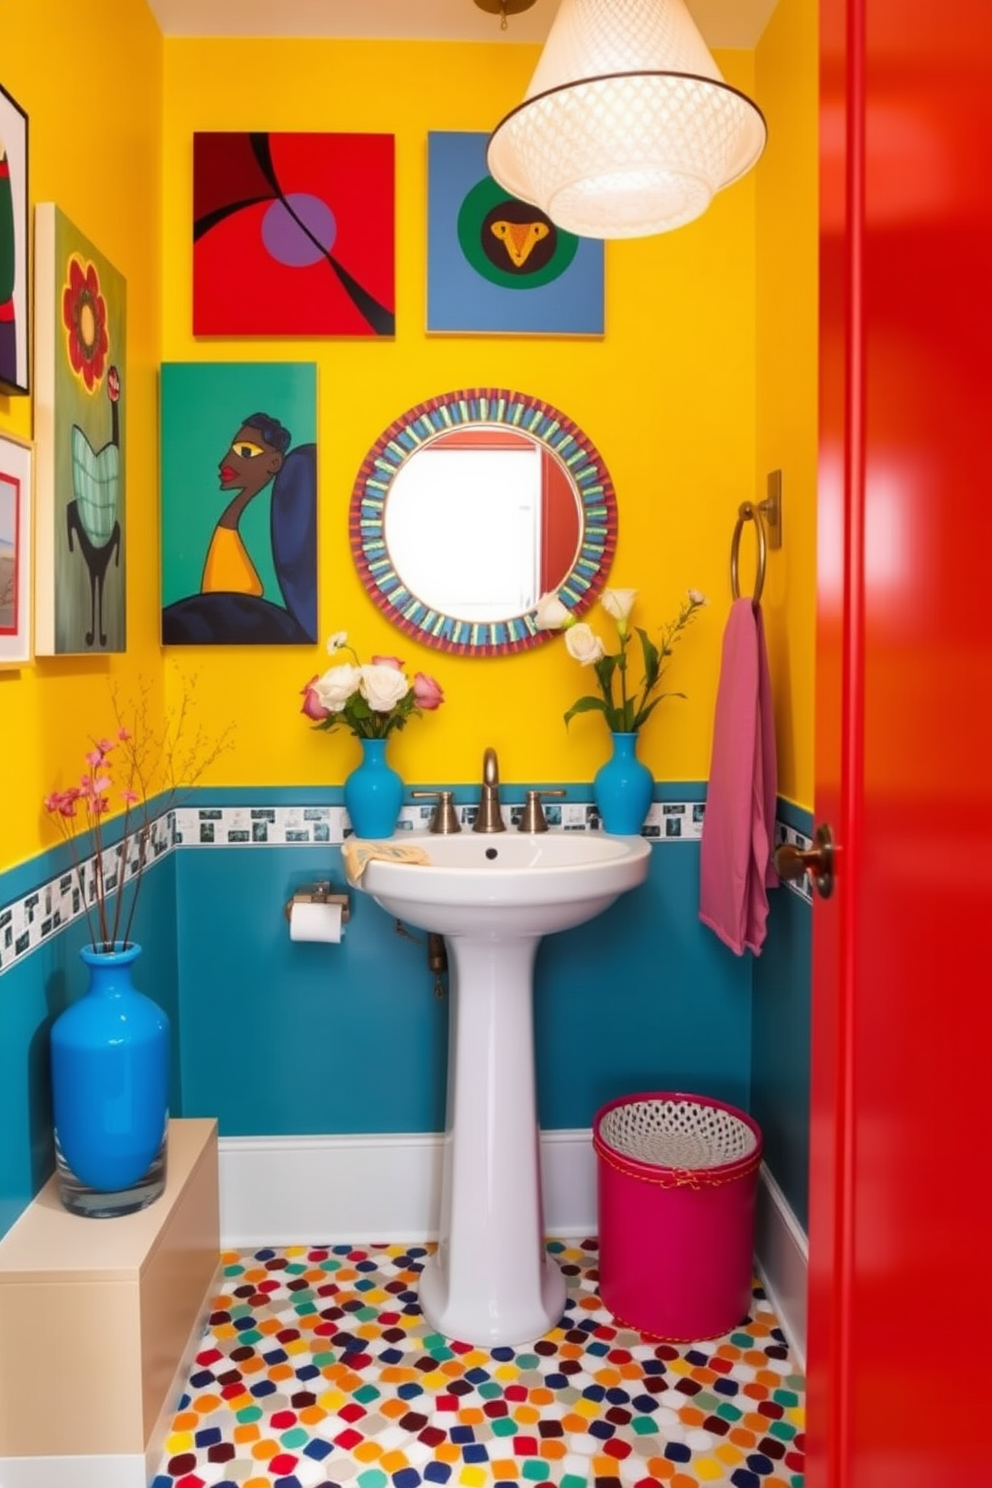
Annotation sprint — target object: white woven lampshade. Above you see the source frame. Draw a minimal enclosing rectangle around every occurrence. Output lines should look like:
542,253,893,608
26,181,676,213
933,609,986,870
486,0,767,239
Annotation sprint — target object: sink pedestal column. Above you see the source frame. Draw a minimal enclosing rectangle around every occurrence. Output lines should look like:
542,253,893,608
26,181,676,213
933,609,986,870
419,934,567,1347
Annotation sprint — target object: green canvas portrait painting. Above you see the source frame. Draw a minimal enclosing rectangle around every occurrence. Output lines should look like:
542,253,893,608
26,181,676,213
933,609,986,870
160,362,318,645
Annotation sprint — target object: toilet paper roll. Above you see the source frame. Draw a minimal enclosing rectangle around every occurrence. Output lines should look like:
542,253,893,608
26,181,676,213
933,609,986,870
289,900,345,943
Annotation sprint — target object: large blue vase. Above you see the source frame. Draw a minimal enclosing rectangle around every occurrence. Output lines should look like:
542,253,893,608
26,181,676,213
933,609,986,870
50,941,170,1218
593,732,654,835
344,736,404,838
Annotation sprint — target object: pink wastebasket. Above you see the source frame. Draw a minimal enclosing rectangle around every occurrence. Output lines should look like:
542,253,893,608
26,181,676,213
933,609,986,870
593,1092,762,1341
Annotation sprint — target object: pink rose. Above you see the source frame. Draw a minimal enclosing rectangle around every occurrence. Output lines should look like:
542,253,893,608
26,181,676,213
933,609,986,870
371,654,404,671
413,672,444,710
300,676,330,721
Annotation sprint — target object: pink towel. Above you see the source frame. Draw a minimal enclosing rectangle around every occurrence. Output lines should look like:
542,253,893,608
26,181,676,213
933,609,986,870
699,597,778,956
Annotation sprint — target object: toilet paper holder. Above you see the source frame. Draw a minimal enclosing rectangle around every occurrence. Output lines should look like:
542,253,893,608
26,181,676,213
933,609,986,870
284,882,351,924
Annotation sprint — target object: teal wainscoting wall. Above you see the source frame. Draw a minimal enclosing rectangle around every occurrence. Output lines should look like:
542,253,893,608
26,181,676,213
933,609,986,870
175,842,451,1134
174,801,752,1137
752,799,815,1231
533,834,754,1129
0,783,812,1242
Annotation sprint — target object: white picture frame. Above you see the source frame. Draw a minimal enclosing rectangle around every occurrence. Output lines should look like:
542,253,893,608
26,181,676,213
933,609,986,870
0,429,33,667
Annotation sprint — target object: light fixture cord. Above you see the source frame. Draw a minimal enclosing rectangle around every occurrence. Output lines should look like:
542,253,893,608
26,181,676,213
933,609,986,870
500,0,508,29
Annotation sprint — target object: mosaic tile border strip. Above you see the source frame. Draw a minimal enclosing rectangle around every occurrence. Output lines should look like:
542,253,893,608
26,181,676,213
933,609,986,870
170,800,705,848
150,1240,805,1488
0,813,174,975
1,801,802,979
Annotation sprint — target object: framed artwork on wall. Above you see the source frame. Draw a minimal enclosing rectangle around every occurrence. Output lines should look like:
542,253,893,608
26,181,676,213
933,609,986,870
193,132,395,337
160,361,318,646
0,81,29,395
0,431,32,667
426,131,605,337
33,203,127,655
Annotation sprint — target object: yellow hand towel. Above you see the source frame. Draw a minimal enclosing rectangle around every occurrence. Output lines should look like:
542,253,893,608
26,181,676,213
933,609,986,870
342,837,431,883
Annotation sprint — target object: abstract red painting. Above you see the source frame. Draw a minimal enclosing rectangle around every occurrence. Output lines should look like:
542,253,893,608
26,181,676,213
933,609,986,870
193,132,395,338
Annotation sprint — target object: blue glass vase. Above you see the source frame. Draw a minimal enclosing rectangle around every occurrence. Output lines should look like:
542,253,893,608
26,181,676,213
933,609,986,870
593,732,654,835
51,941,170,1218
344,736,404,838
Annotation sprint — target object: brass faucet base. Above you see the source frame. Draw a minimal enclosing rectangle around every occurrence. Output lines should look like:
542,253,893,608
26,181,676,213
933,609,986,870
518,789,566,833
412,790,461,834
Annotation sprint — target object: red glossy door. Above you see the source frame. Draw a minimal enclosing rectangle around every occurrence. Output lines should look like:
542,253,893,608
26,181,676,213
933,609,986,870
808,3,992,1485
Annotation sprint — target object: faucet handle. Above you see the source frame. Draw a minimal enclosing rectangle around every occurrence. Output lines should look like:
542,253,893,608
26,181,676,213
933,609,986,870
518,789,566,834
411,790,462,834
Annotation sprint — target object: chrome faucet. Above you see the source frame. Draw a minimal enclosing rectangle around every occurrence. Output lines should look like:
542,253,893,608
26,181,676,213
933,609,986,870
472,747,506,833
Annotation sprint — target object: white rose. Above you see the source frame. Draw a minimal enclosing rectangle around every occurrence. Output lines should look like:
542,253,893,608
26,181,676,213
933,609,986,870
326,631,349,653
361,663,410,712
688,589,708,606
313,663,362,712
565,623,606,665
534,592,572,630
601,588,637,623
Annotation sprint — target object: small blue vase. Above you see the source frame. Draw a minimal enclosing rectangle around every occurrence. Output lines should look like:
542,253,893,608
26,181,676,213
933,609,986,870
344,736,404,838
51,942,170,1217
593,732,654,835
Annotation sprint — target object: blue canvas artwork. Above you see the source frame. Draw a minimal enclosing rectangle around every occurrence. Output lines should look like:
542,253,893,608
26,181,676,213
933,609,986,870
160,361,318,645
426,131,604,337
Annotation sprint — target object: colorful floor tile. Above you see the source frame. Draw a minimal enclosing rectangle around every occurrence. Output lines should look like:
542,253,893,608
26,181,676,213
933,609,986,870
150,1240,804,1488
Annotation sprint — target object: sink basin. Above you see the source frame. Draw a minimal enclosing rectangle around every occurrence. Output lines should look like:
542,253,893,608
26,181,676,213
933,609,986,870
358,828,651,937
350,827,651,1347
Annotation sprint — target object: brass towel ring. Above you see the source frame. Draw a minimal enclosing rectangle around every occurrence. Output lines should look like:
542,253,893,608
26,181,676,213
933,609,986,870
730,501,767,606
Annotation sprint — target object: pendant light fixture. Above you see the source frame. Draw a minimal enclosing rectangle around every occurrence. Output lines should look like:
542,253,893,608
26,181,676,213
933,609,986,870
486,0,767,239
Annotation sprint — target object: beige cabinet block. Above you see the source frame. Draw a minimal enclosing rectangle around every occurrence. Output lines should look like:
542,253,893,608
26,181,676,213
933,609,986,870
0,1118,220,1459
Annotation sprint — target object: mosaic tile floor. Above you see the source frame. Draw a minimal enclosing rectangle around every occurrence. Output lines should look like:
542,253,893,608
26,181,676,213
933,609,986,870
151,1241,804,1488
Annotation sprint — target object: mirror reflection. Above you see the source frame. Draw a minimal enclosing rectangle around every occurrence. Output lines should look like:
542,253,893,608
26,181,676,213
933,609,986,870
350,389,617,656
384,427,580,622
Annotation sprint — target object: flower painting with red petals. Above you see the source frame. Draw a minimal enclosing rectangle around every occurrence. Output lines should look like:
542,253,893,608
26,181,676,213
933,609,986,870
62,256,109,391
34,204,127,655
193,132,395,338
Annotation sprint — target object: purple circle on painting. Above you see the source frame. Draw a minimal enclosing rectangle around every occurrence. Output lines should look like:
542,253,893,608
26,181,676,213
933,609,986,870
261,193,337,266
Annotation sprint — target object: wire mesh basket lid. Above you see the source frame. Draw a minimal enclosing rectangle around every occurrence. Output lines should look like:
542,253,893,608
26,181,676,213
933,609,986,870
596,1094,761,1175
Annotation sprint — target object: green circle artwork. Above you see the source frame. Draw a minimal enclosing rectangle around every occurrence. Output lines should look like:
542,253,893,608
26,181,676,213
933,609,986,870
456,177,579,290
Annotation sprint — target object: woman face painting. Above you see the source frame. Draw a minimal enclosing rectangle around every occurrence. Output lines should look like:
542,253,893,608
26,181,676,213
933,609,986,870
219,422,284,501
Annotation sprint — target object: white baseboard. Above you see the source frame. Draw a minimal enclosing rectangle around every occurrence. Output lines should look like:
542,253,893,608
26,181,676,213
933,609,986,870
753,1160,809,1370
219,1129,598,1247
219,1135,808,1370
0,1454,148,1488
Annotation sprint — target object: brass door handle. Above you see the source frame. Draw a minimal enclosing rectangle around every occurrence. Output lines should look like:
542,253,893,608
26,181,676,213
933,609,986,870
773,823,835,899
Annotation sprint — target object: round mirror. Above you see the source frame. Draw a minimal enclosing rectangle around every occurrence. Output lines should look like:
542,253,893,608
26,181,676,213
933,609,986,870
349,388,617,655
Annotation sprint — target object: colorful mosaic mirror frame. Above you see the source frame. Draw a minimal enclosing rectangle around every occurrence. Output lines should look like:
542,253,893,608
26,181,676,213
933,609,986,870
349,388,617,656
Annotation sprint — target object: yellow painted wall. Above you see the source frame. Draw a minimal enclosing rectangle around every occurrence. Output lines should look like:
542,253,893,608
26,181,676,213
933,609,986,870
1,6,819,869
0,0,164,872
160,37,761,793
756,0,820,810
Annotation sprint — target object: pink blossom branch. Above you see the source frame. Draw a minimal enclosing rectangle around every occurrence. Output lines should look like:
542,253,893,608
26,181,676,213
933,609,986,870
43,671,235,953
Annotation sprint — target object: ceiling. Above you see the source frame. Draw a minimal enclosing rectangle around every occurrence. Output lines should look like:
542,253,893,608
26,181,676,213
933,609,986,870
145,0,779,50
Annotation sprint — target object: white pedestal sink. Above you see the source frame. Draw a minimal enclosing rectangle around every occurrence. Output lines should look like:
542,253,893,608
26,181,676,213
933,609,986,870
349,827,651,1347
